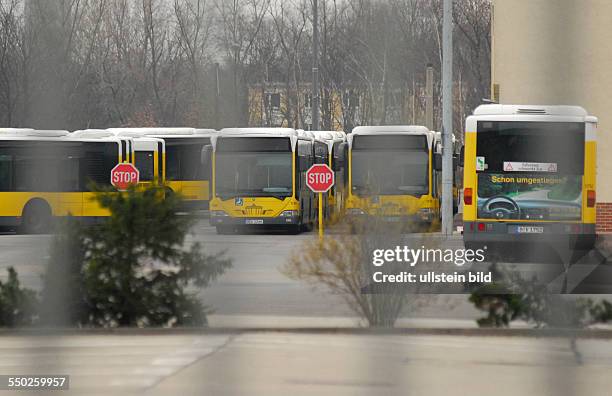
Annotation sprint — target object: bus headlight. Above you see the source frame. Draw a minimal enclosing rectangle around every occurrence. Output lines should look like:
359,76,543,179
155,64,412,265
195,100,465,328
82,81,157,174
211,210,229,217
280,210,298,217
347,208,366,216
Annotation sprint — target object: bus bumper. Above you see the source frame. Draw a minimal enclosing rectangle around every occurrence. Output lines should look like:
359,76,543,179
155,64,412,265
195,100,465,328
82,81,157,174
345,210,436,229
463,221,596,251
210,214,299,226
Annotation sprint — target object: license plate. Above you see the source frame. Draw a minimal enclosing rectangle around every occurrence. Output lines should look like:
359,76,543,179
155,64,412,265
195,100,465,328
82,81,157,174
245,219,264,225
516,226,544,234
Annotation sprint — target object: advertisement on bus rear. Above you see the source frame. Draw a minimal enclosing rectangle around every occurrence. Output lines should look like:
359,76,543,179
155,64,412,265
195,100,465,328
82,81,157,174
476,172,582,221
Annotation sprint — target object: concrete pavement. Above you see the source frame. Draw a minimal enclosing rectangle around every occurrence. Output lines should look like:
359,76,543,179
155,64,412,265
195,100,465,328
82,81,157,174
1,331,612,395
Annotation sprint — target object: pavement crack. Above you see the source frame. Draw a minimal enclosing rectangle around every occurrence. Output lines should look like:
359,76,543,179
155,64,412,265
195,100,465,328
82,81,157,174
142,332,241,394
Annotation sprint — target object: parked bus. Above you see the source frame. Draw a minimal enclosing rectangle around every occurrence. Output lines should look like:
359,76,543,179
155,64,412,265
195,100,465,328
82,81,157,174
0,129,128,233
311,131,347,220
205,128,319,234
434,131,462,214
462,105,597,251
103,129,166,186
73,130,134,166
345,126,442,231
124,128,215,210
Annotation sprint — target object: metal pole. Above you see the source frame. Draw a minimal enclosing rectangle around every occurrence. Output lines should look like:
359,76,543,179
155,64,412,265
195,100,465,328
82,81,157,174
425,64,434,130
312,0,320,130
441,0,454,236
318,192,323,240
214,62,220,129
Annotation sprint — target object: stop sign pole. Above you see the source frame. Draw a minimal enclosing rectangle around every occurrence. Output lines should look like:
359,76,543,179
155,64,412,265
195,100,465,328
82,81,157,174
306,164,334,240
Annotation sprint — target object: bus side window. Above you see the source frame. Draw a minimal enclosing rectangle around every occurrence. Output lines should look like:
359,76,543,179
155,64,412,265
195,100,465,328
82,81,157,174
297,140,313,190
0,153,12,191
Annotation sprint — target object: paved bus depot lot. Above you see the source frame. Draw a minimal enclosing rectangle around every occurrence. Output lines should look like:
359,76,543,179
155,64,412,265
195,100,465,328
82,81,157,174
2,218,612,326
0,218,481,326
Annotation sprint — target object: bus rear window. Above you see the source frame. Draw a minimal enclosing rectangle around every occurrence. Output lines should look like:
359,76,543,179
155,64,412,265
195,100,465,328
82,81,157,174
352,135,427,151
135,151,154,181
476,121,585,174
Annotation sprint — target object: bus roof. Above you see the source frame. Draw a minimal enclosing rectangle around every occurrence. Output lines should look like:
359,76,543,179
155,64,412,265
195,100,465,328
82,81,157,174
311,131,343,140
216,128,315,140
142,127,196,136
106,127,197,137
0,128,35,134
350,125,434,148
0,129,70,137
467,105,598,135
195,129,217,136
213,128,309,151
73,129,115,138
472,104,588,117
351,125,431,135
219,128,300,138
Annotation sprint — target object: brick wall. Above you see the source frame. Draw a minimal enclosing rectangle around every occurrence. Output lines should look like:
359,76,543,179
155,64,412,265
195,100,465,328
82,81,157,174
597,203,612,233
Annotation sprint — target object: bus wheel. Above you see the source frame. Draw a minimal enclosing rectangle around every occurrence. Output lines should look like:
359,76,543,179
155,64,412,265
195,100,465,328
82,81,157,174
21,200,52,234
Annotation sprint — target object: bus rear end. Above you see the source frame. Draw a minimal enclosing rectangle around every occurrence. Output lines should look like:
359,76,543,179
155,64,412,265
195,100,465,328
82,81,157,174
463,105,597,252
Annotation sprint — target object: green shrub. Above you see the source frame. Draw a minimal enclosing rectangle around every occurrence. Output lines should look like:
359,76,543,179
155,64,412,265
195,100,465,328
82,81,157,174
0,267,38,327
470,264,612,328
39,184,231,328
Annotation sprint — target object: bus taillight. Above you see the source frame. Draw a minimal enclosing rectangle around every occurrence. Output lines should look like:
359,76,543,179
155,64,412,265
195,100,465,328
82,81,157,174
587,190,596,208
464,188,473,205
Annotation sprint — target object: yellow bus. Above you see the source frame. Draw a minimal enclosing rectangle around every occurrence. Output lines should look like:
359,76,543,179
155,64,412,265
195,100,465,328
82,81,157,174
344,126,442,230
462,105,597,251
205,128,319,234
119,128,215,210
434,131,462,215
101,129,166,186
0,129,128,233
311,131,347,220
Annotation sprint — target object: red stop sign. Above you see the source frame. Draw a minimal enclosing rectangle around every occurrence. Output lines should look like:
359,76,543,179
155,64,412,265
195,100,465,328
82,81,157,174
111,163,140,191
306,164,334,193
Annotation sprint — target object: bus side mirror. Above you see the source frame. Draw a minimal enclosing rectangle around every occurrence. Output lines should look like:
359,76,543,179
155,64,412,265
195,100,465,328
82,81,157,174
434,153,443,171
201,145,212,173
459,146,465,167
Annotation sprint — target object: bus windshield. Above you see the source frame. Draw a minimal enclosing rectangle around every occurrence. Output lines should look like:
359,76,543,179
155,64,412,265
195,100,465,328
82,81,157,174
215,152,293,199
352,150,428,196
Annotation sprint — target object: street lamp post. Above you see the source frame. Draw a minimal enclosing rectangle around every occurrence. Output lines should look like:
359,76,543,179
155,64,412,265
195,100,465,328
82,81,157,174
312,0,320,131
441,0,454,236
